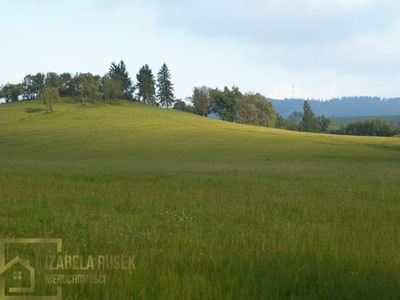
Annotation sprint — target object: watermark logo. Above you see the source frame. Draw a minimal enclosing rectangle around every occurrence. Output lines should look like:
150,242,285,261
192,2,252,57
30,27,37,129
0,238,62,300
0,238,135,300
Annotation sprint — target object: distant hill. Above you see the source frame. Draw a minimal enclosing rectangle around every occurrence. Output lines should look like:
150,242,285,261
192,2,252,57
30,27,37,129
270,97,400,118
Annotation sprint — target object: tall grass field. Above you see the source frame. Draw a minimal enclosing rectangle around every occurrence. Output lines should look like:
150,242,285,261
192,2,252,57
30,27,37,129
1,99,399,299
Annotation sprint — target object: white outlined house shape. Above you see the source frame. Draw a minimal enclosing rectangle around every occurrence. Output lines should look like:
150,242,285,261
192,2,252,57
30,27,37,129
0,256,35,293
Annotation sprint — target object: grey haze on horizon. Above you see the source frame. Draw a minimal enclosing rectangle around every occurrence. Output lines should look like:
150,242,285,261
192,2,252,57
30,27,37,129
1,0,400,101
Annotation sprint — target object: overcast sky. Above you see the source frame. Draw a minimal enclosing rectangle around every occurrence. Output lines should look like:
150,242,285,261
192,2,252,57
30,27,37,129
1,0,400,100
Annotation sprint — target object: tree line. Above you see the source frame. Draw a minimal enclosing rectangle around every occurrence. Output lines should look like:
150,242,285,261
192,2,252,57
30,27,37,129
175,89,398,136
174,86,277,127
0,61,176,111
270,96,400,117
0,61,278,128
333,118,398,136
275,101,400,137
1,63,398,136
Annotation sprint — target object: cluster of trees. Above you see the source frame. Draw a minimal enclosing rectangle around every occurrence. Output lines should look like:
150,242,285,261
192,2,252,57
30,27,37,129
332,119,398,136
136,63,175,108
173,86,276,127
2,64,399,137
0,61,176,110
275,101,399,137
275,101,334,133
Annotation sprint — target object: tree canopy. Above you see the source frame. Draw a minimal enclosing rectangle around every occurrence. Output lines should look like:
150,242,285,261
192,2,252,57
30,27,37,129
108,60,134,100
211,86,242,122
299,101,321,132
38,87,59,112
335,118,396,136
3,59,398,137
190,86,213,116
102,76,124,101
0,83,23,102
22,73,45,100
78,73,102,103
136,65,156,105
235,93,276,127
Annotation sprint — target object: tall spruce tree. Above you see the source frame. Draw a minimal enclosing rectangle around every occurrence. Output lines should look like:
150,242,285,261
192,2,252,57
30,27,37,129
136,65,156,105
108,60,133,100
156,63,175,108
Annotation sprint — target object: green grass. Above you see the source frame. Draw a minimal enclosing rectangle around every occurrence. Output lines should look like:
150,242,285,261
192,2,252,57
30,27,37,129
1,99,400,299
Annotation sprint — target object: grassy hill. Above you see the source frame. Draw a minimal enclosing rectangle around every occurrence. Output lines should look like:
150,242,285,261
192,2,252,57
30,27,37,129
1,99,400,299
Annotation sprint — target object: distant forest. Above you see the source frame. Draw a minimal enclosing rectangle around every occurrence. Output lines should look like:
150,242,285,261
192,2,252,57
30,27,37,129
270,97,400,118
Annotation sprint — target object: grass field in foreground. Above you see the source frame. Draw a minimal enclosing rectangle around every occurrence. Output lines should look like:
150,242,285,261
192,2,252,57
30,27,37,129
0,99,400,299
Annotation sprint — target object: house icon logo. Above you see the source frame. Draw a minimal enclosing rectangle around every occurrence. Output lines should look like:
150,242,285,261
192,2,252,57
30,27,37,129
0,239,62,300
0,256,35,293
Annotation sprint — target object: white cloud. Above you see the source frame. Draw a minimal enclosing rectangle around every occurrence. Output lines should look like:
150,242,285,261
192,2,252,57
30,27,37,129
150,0,395,45
1,0,400,101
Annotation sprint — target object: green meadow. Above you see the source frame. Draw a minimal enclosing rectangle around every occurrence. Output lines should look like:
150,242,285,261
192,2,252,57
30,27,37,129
1,99,400,299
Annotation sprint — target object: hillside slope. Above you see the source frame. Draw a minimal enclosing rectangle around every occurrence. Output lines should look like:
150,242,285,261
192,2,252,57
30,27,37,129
1,99,400,299
1,99,398,167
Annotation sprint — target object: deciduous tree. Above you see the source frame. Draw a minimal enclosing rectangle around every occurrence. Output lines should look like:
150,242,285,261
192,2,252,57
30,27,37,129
59,73,74,97
79,73,102,103
190,86,213,116
0,83,23,102
45,72,61,91
22,73,45,100
39,87,59,112
317,115,333,133
275,113,286,128
235,96,257,125
173,99,194,113
70,73,85,98
211,86,242,122
235,93,276,127
102,76,123,101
